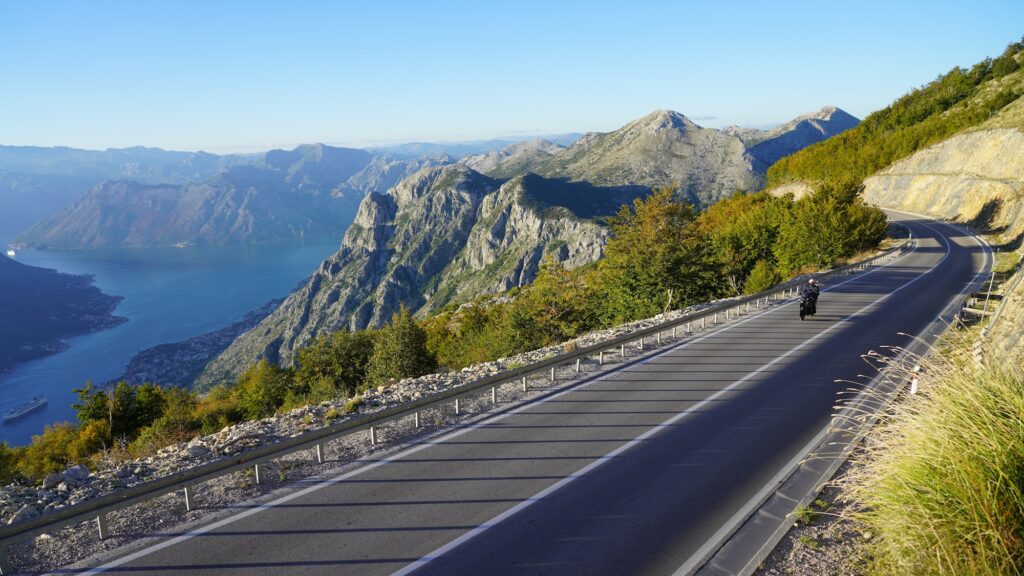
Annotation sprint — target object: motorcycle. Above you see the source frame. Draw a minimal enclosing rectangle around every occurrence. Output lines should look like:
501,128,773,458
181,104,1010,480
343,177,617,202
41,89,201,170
799,293,817,320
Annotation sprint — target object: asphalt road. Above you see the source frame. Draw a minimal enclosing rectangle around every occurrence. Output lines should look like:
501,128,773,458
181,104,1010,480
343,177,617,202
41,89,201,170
72,214,988,576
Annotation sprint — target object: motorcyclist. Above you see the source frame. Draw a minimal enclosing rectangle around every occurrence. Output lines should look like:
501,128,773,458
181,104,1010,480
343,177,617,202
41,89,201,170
800,278,820,302
799,278,820,319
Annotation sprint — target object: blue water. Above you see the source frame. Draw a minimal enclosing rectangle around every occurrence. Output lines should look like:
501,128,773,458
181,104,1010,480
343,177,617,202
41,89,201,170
0,242,339,445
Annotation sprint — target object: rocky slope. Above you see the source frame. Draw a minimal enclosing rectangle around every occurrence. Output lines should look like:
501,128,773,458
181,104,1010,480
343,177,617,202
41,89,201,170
461,139,565,178
532,110,760,206
527,108,857,206
198,165,618,386
861,127,1024,237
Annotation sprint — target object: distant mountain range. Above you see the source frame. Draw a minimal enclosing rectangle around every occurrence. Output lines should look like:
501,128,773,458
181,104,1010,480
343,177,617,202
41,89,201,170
14,145,446,248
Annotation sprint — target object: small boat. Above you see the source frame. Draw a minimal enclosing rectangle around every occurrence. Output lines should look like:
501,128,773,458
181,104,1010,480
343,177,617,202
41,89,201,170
1,396,47,424
5,249,14,257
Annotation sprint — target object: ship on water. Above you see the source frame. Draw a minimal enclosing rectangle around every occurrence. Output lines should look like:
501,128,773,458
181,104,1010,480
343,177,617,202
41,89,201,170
1,396,47,424
5,248,14,257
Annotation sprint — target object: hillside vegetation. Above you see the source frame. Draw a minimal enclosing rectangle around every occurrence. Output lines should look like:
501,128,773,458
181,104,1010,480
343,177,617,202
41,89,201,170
768,39,1024,188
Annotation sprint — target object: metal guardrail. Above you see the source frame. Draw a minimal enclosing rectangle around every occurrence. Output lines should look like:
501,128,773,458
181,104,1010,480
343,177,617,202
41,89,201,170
0,239,912,569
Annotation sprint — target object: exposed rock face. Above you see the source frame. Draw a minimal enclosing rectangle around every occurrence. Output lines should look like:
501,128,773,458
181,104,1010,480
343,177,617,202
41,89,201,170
461,139,565,178
862,128,1024,236
198,166,615,386
533,110,762,206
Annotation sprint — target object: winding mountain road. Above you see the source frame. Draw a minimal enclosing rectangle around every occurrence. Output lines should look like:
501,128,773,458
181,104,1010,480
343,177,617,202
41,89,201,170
71,212,990,576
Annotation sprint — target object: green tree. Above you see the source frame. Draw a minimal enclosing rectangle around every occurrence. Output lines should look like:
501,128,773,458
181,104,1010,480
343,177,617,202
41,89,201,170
294,329,377,399
596,186,712,323
503,257,599,352
17,423,81,480
366,306,437,386
743,259,782,294
235,359,293,420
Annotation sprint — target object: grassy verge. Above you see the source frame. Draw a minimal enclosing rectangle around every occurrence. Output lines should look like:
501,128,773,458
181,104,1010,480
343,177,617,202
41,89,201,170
841,339,1024,575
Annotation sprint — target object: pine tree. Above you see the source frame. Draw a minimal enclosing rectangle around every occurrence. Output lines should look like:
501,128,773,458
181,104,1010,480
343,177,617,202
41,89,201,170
366,306,437,386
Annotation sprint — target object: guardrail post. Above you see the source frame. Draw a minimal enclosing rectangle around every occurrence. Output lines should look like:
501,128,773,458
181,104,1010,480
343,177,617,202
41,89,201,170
702,317,706,330
639,337,644,351
184,485,194,512
454,399,460,415
414,412,421,428
316,443,324,464
96,513,109,540
657,332,662,345
714,312,718,325
522,376,528,391
575,358,581,373
672,326,677,338
491,386,497,404
550,367,556,382
620,344,625,357
599,351,604,366
254,463,262,485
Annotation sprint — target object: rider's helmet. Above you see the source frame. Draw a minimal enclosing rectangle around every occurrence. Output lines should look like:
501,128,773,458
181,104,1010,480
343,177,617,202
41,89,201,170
808,279,817,286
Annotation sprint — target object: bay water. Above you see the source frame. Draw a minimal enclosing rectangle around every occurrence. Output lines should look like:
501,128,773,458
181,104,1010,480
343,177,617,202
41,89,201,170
0,242,338,445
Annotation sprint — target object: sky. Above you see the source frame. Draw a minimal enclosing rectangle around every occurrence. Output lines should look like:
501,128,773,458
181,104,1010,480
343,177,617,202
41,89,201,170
1,1,1022,152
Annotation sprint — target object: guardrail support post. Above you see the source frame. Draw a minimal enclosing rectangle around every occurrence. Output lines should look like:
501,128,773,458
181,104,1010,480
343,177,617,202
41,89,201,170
254,463,262,485
522,376,528,391
657,332,662,345
414,412,420,428
491,386,497,404
714,312,718,325
620,344,626,357
639,337,644,351
96,513,109,540
702,317,706,330
575,358,581,373
454,398,460,415
672,326,677,338
184,485,194,512
370,425,378,444
598,351,604,366
316,443,324,464
550,367,555,382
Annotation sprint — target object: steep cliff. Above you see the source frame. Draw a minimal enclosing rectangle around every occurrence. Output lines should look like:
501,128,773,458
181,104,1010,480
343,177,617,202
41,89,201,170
198,166,616,387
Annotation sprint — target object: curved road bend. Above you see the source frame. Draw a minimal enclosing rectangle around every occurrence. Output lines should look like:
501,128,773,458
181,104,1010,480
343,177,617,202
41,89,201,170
71,214,988,576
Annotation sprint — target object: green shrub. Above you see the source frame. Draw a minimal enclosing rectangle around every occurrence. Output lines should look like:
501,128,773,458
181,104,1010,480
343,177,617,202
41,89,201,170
366,307,437,386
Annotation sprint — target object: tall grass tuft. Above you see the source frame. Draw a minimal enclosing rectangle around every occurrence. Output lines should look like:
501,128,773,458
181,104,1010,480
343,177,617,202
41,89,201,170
842,343,1024,575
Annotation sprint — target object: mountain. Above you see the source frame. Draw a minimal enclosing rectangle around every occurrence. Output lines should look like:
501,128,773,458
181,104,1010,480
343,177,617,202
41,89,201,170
725,106,861,168
488,109,859,207
0,145,255,184
461,139,566,178
13,145,437,248
0,146,260,242
526,111,760,206
374,134,583,160
198,165,622,386
0,255,126,375
199,106,857,385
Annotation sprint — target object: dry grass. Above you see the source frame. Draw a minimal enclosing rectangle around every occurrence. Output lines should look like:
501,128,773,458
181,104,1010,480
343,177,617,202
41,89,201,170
840,338,1024,575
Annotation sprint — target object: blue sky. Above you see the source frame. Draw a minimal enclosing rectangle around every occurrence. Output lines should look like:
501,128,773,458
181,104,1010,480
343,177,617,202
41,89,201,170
1,1,1021,152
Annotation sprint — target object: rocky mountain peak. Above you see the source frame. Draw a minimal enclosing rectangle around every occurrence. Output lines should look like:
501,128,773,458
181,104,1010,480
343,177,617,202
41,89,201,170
630,109,699,134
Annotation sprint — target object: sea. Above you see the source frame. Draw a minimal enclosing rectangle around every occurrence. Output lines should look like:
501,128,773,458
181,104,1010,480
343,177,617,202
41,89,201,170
0,241,339,446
